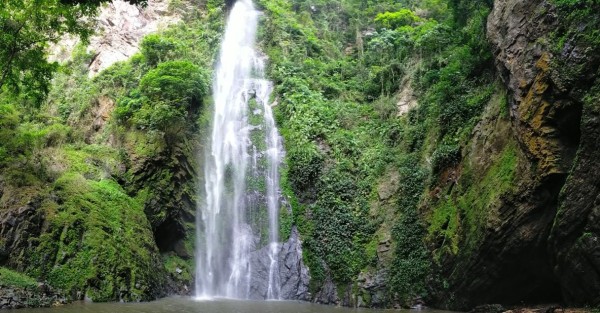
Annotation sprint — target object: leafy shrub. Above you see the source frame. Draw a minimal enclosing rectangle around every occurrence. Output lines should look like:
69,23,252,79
43,123,71,147
389,157,430,303
139,60,209,109
286,144,323,202
141,34,179,67
132,102,187,133
113,60,211,134
431,144,461,174
375,9,421,29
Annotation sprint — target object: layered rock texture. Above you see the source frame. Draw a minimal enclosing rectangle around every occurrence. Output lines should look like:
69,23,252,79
430,0,600,309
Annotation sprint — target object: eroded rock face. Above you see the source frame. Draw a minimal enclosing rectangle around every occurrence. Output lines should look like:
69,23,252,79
89,0,181,75
549,94,600,305
0,284,68,310
277,227,311,300
480,0,600,307
50,0,181,76
425,0,600,309
356,269,388,308
0,199,44,268
488,0,580,176
396,80,418,117
312,276,338,305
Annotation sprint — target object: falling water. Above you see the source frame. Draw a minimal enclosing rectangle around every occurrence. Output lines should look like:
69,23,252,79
195,0,282,300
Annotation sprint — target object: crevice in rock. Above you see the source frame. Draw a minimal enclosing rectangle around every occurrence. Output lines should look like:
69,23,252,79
154,217,186,253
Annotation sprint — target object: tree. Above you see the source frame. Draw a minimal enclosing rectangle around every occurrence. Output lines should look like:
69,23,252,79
130,60,210,134
0,0,145,106
374,9,421,29
139,60,209,108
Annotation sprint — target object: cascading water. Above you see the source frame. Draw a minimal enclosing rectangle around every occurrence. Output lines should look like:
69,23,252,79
195,0,282,300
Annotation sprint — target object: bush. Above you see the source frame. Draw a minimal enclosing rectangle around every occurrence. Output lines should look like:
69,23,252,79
375,9,421,29
139,60,209,109
431,144,461,174
140,34,179,67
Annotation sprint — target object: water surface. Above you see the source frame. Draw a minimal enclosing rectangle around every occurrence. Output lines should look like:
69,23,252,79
16,298,451,313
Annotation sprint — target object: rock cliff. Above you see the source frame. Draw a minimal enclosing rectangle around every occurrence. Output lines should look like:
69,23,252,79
488,0,599,307
430,0,600,309
2,0,599,309
50,0,181,76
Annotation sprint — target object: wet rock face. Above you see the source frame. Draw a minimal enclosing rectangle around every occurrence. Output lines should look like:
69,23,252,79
482,0,600,307
0,284,68,310
356,270,388,308
277,228,311,301
0,200,44,268
549,101,600,305
248,227,310,300
488,0,581,176
312,277,338,305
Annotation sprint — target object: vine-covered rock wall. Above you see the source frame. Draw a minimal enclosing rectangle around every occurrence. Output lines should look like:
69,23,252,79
257,0,600,309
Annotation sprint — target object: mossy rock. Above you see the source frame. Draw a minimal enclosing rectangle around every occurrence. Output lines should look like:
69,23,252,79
26,173,166,302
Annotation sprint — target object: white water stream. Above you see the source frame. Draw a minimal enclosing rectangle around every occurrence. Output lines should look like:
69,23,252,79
195,0,282,300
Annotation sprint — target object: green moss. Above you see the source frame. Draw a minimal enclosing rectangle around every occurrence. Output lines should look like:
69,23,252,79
499,92,510,118
428,142,518,258
0,267,37,289
361,288,372,306
27,174,164,301
60,145,122,179
279,206,293,241
258,0,495,303
163,253,193,283
549,0,600,62
364,237,379,267
124,130,166,160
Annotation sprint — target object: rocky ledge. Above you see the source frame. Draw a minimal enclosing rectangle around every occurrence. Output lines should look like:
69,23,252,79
0,284,68,310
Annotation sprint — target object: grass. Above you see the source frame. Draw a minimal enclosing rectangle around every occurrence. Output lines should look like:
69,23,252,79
0,267,37,289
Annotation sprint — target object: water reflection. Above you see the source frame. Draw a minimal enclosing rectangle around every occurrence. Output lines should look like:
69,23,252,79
17,297,452,313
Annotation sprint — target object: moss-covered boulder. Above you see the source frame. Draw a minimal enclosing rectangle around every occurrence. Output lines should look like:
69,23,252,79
31,174,166,301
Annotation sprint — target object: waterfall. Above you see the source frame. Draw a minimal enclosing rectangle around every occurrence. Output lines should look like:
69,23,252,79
195,0,282,300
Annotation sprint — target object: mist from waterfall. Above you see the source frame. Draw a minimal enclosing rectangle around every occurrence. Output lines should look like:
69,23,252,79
195,0,282,300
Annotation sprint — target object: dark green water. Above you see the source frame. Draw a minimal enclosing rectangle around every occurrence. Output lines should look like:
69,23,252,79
16,297,449,313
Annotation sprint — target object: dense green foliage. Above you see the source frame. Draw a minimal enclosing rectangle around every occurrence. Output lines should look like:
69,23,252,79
4,0,594,308
30,173,162,301
257,0,497,304
0,0,224,301
0,0,118,106
550,0,600,87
